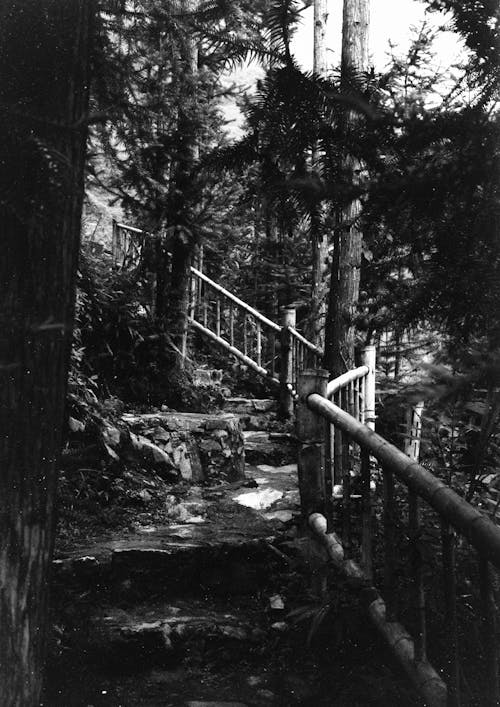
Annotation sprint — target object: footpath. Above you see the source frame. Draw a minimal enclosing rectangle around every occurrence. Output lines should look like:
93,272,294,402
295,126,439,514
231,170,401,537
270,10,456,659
43,395,418,707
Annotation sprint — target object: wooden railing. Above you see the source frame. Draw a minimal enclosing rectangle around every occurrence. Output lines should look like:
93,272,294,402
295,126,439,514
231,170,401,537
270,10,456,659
297,368,500,707
110,221,321,413
189,266,281,385
112,221,148,268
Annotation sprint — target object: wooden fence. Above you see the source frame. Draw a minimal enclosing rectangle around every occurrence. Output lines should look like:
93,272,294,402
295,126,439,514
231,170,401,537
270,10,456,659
111,220,322,416
297,368,500,707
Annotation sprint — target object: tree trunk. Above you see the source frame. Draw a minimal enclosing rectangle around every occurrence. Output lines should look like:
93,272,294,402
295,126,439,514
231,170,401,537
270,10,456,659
0,2,93,704
309,0,330,348
324,0,369,375
162,0,199,364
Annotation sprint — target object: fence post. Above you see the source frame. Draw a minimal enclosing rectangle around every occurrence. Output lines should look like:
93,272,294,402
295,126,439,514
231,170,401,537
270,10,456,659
111,218,119,266
296,369,329,518
361,345,376,431
404,401,424,460
279,306,296,419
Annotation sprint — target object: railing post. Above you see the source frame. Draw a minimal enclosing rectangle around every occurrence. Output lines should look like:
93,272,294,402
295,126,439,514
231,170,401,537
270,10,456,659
361,345,376,431
296,369,329,518
112,218,121,266
441,521,460,706
479,558,500,706
279,306,296,419
404,401,424,460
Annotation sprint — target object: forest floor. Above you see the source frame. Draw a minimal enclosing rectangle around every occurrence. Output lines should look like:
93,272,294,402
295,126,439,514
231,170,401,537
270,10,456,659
43,395,421,707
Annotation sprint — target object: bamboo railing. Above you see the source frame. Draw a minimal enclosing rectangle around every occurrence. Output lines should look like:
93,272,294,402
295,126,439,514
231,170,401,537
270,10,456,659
110,221,320,413
189,266,281,386
297,367,500,707
112,221,147,268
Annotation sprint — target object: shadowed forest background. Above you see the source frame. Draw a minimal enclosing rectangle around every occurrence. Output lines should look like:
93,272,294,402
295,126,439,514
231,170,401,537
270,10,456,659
0,1,499,705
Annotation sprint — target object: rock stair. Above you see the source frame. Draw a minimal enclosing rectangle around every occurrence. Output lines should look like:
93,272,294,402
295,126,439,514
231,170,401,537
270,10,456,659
44,395,419,706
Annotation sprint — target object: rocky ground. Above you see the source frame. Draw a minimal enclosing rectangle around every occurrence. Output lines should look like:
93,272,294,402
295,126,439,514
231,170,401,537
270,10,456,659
44,386,420,706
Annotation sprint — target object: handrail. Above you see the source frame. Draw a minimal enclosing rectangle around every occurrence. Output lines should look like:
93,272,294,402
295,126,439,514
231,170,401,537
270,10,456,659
189,317,280,385
111,221,322,417
190,267,281,333
307,393,500,567
288,327,323,356
326,365,369,397
297,371,500,705
115,222,148,235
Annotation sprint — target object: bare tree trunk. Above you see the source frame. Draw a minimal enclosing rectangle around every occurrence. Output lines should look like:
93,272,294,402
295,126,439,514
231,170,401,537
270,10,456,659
314,0,328,73
309,0,330,348
324,0,369,375
162,0,199,365
0,2,93,705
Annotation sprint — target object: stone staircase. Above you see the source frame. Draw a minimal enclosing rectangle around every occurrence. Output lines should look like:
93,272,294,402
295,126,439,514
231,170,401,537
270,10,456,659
44,385,419,706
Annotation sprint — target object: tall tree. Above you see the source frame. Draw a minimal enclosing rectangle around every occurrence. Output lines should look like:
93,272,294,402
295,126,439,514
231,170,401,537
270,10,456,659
163,0,200,362
0,2,93,704
324,0,370,375
309,0,330,346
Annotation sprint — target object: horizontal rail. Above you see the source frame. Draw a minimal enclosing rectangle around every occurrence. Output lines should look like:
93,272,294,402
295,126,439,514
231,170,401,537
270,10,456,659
308,512,447,706
189,318,280,386
307,393,500,569
115,222,148,235
288,327,323,357
326,365,369,397
190,267,281,333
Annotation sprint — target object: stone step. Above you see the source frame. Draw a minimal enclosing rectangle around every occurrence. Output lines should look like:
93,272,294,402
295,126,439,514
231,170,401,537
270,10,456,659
52,467,300,604
52,530,288,603
243,431,297,466
58,597,274,670
45,592,291,706
223,398,278,415
222,398,279,432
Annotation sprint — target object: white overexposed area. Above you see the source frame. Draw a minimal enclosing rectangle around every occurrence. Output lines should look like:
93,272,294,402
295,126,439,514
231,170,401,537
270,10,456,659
223,0,467,138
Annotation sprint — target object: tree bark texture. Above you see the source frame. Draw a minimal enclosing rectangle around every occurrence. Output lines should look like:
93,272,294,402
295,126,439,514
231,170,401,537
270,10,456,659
0,2,93,704
324,0,369,376
314,0,328,75
309,0,330,348
162,0,199,362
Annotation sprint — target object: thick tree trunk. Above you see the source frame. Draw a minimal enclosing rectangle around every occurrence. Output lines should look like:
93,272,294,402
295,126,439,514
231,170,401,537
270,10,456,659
162,0,199,364
0,2,93,704
324,0,369,375
309,0,330,348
